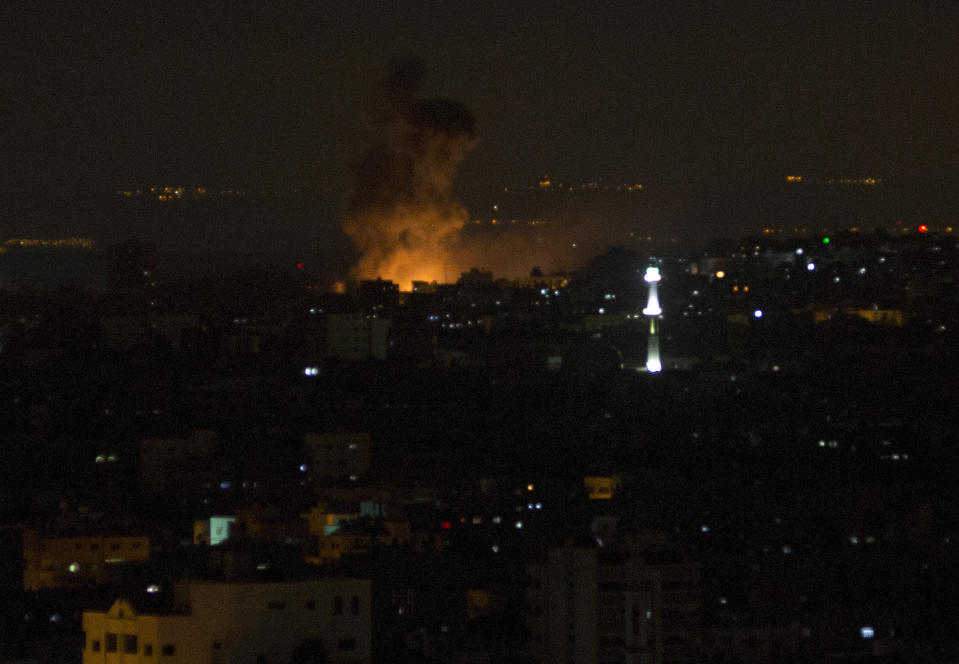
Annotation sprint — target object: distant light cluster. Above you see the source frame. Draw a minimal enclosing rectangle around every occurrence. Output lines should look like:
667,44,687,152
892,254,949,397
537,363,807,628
118,186,253,201
1,237,95,253
505,179,644,193
784,175,882,185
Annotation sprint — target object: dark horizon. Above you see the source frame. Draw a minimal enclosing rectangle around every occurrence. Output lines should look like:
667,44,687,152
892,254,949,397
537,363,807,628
6,3,958,235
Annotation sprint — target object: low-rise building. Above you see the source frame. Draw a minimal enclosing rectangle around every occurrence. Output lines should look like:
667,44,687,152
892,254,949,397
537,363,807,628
23,530,149,591
82,578,371,663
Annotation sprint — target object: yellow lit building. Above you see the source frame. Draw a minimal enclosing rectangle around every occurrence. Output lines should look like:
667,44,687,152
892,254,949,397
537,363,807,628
584,476,621,500
308,522,411,564
23,531,149,591
810,308,905,326
82,578,371,663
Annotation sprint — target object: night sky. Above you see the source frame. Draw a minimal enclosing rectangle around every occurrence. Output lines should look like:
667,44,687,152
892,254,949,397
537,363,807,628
5,2,959,235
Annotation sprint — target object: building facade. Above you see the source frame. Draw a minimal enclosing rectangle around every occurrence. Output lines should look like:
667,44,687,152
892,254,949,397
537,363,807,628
82,578,371,664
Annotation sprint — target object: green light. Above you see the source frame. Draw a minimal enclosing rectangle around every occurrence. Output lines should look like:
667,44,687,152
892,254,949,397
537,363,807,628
822,237,831,244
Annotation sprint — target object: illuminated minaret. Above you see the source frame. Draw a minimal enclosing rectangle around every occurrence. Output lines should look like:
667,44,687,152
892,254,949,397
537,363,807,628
642,266,662,373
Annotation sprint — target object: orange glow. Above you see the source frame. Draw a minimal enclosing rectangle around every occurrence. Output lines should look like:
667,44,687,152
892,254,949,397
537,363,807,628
345,204,466,290
715,270,725,279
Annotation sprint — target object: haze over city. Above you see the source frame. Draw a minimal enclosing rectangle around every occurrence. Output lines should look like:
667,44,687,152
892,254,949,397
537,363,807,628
4,4,959,664
5,3,959,262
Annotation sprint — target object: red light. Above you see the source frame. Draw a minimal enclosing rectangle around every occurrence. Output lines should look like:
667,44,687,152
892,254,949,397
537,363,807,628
440,521,451,530
296,263,304,270
918,224,928,233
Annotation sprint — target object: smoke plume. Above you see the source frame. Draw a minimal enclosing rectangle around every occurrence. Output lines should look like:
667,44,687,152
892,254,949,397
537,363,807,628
344,57,477,289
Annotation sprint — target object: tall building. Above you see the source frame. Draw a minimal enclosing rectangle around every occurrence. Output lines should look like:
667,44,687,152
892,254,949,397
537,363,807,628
326,314,392,361
643,267,662,373
526,538,702,664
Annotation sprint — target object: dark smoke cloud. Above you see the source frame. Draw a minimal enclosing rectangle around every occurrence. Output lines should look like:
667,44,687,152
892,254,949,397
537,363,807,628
343,56,477,288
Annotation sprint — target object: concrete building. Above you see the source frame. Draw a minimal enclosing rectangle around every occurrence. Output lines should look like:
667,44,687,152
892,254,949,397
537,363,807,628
23,531,149,591
526,541,701,664
82,578,371,664
304,432,371,483
139,429,216,496
326,313,391,361
193,516,236,547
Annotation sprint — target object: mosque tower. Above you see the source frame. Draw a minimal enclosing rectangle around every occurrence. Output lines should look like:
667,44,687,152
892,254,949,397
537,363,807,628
642,266,662,373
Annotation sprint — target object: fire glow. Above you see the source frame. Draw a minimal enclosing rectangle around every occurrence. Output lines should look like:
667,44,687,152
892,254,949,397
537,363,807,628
344,57,477,290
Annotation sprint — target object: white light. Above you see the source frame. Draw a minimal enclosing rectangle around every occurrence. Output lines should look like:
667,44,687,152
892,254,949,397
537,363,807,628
303,366,319,376
644,267,661,283
858,267,867,275
646,358,662,373
795,248,804,255
598,308,605,314
806,262,816,271
491,544,499,553
642,305,662,316
753,309,763,318
146,584,161,594
299,464,308,473
860,626,875,639
514,520,523,529
68,562,80,573
700,524,710,533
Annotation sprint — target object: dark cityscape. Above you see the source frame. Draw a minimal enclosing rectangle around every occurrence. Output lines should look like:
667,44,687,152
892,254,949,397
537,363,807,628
4,3,959,664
